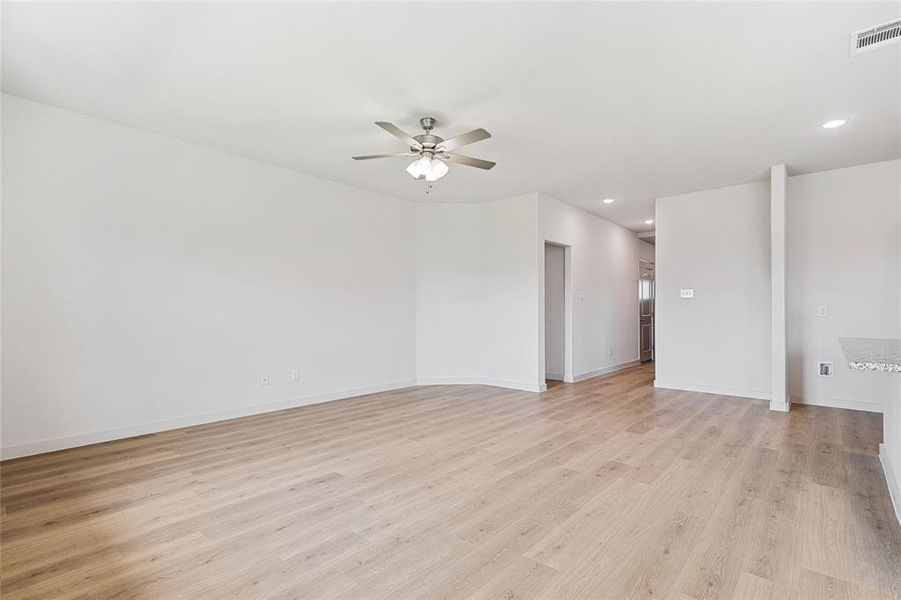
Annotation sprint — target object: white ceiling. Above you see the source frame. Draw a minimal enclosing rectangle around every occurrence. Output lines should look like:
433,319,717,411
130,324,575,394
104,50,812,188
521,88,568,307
3,2,899,233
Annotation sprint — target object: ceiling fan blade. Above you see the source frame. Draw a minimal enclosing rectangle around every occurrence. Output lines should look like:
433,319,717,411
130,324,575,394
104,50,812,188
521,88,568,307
352,152,418,160
437,128,491,152
375,122,420,147
441,153,496,170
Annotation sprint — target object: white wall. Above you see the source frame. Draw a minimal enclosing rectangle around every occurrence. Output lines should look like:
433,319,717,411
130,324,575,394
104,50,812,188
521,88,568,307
1,95,417,458
415,194,542,391
415,203,484,381
864,160,901,523
655,181,773,400
891,202,901,522
544,244,565,379
787,160,900,413
538,194,655,382
655,160,900,410
887,205,901,524
481,194,541,389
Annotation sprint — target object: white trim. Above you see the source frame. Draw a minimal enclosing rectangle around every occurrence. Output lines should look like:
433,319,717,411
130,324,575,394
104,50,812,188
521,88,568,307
791,394,882,414
416,377,484,386
653,380,772,401
573,360,642,383
769,400,790,413
415,377,544,393
879,443,901,526
546,372,564,381
1,379,418,460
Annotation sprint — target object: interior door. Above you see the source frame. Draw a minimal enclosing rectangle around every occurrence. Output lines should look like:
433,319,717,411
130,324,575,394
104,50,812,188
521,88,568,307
639,261,655,363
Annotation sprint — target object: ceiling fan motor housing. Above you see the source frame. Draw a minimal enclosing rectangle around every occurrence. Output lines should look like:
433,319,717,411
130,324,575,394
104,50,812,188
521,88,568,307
413,117,443,154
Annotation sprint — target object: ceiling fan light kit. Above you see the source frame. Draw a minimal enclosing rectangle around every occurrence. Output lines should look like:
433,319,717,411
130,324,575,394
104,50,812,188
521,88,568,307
353,116,495,183
405,155,448,181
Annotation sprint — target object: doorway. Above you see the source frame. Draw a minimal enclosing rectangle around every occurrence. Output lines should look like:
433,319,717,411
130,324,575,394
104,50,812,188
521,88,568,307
545,243,566,380
639,260,655,363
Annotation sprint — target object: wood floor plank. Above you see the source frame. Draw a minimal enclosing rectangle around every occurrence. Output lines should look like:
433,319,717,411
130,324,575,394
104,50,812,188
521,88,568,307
2,363,899,599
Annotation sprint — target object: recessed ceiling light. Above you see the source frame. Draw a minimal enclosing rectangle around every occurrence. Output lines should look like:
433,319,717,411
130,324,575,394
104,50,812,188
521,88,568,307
644,219,654,225
603,198,616,204
822,119,846,129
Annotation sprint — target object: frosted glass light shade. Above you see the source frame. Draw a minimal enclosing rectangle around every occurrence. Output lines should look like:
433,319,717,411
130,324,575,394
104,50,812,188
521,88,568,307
406,156,431,179
425,159,449,181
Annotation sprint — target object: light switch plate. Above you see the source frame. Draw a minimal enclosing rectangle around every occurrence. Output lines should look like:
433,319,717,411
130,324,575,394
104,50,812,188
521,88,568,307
680,289,694,298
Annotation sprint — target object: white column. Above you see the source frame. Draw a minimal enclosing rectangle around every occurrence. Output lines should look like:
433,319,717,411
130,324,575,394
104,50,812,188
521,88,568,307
770,164,789,411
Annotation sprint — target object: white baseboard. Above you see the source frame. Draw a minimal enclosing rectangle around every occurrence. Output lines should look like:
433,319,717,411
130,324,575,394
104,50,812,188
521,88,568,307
1,379,417,460
415,376,484,386
467,378,544,393
653,380,772,401
573,360,641,382
546,372,564,381
415,377,544,393
791,394,882,414
879,443,901,527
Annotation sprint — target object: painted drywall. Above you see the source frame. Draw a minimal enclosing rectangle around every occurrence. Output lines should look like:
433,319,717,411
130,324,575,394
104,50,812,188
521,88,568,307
415,203,484,382
415,194,542,391
655,181,773,400
787,159,900,413
538,194,655,382
1,95,417,458
886,243,901,523
889,203,901,523
544,244,565,380
771,165,788,410
481,194,541,389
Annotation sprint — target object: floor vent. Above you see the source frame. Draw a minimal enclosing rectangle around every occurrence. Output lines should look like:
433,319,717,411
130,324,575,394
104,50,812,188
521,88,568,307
850,18,901,56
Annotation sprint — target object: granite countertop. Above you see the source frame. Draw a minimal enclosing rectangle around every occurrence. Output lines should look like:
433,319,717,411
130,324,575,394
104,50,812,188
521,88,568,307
839,337,901,373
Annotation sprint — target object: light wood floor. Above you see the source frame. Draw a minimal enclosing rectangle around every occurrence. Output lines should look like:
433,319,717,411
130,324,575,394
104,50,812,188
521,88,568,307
2,364,899,599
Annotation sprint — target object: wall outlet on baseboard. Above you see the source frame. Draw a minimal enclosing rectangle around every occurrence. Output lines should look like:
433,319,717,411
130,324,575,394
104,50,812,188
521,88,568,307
818,362,834,377
291,369,300,382
260,374,271,386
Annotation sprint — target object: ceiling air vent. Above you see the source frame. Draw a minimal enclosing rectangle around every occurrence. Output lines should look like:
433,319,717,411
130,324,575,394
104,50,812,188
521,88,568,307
849,18,901,56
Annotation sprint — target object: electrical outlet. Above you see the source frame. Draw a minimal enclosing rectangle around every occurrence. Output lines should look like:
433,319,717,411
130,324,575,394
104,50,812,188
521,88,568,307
608,347,613,356
817,305,828,317
260,374,271,386
680,289,694,299
818,362,834,377
290,369,300,382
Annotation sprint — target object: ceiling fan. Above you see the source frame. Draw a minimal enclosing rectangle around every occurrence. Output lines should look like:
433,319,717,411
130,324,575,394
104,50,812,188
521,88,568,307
353,117,495,182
